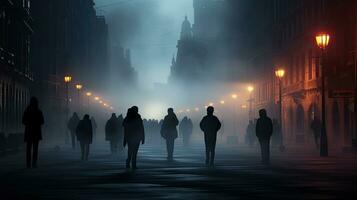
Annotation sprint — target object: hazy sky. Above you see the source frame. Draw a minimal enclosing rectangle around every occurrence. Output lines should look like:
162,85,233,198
94,0,194,88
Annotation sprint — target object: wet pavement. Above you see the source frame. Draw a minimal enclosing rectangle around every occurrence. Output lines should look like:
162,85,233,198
1,143,357,200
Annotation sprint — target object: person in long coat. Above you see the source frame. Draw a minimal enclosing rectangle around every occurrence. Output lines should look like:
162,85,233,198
161,108,179,161
200,106,221,167
105,113,120,154
76,114,93,161
67,112,80,149
256,109,273,165
123,107,145,169
22,97,44,168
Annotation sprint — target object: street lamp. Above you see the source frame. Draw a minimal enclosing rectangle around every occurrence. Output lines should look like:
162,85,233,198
94,96,100,101
315,32,330,157
75,84,83,111
275,68,285,151
86,92,92,109
247,86,254,121
64,75,72,144
220,100,225,105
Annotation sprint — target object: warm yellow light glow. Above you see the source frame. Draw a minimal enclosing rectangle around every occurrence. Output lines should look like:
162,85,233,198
64,76,72,83
275,69,285,79
247,86,254,93
75,84,83,90
94,96,100,101
231,94,238,99
220,100,225,105
209,102,214,106
99,100,103,104
241,105,248,109
86,92,92,97
315,33,330,50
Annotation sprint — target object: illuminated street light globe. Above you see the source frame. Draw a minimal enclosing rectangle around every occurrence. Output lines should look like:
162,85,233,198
75,84,83,90
275,69,285,79
315,33,330,50
195,107,199,112
209,102,214,106
94,96,100,101
220,100,225,105
99,100,103,104
231,94,238,99
247,86,254,93
64,76,72,83
86,92,92,97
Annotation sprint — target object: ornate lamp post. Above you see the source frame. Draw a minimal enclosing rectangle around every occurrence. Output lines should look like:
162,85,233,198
275,69,285,150
64,75,72,144
75,84,83,111
315,32,330,157
231,93,238,136
86,92,92,109
247,86,254,121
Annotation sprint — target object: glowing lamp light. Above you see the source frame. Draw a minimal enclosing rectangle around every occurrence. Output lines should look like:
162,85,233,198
195,107,199,111
86,92,92,97
99,100,103,104
110,106,114,110
315,33,330,50
64,76,72,83
220,100,225,105
75,84,83,90
94,96,100,101
231,94,238,99
247,86,254,93
209,102,214,106
275,69,285,79
241,105,247,109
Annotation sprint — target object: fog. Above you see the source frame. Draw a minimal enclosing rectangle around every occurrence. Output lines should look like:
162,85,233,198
91,0,252,141
95,0,194,88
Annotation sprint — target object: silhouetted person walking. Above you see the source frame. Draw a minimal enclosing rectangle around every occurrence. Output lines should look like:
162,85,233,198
68,112,80,149
105,113,121,154
245,120,255,147
310,117,322,149
161,108,179,161
76,115,93,160
256,109,273,165
200,106,221,167
179,117,193,146
123,106,145,169
22,97,44,168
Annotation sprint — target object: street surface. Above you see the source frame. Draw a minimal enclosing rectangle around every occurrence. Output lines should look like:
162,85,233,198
1,142,357,200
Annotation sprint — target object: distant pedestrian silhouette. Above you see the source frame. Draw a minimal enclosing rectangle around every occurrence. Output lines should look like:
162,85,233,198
245,120,255,147
161,108,179,161
256,109,273,165
105,113,121,154
179,116,193,146
76,114,93,160
200,106,221,167
123,106,145,169
310,117,322,149
68,112,80,149
22,97,44,168
271,119,282,148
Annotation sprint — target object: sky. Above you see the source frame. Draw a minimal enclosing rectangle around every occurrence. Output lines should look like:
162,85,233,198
94,0,194,88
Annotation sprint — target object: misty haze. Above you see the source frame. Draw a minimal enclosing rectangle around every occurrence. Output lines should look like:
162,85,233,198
1,0,357,199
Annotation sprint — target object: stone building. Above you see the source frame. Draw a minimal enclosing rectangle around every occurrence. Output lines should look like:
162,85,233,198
0,0,33,134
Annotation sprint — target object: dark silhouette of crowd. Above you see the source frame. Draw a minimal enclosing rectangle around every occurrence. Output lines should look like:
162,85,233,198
22,96,286,169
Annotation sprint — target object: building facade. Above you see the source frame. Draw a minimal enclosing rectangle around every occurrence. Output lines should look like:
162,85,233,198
254,0,357,149
0,0,33,134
